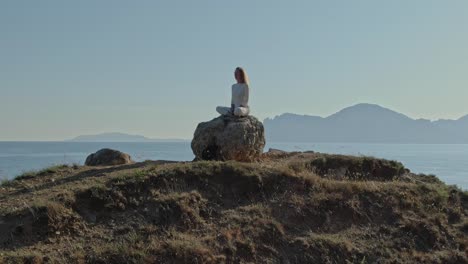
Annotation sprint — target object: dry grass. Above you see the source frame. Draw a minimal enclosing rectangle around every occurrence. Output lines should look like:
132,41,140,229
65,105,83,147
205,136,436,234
0,153,466,263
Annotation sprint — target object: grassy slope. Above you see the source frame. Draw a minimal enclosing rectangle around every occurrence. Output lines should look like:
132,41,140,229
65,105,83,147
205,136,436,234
0,152,466,264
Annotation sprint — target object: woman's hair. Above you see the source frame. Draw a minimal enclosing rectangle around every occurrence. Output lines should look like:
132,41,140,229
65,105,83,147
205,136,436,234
235,67,249,85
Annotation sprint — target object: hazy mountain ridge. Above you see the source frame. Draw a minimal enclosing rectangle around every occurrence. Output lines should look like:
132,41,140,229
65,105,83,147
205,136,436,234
264,103,468,143
69,132,186,142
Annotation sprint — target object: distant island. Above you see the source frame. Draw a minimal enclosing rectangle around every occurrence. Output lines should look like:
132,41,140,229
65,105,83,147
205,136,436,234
68,132,187,142
264,103,468,143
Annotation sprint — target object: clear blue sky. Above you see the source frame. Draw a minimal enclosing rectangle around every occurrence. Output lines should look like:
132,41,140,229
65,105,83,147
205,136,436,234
1,1,467,141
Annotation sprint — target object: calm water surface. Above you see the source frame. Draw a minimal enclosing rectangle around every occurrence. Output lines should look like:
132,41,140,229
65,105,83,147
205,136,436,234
0,142,466,190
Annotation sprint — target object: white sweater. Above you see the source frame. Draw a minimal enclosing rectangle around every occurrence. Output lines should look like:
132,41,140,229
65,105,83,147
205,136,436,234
231,83,249,108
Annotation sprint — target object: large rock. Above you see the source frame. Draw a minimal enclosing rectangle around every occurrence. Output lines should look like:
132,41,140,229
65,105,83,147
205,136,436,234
85,148,133,166
191,115,265,162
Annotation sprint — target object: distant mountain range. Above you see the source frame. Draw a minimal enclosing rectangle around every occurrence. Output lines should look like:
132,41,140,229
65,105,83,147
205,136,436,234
68,132,186,142
264,103,468,143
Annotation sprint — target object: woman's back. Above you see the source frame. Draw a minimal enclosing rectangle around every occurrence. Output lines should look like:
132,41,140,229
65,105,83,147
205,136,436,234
231,83,249,108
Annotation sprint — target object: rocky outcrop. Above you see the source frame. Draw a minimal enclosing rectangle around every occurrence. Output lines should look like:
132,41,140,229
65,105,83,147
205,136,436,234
191,115,265,162
85,148,133,166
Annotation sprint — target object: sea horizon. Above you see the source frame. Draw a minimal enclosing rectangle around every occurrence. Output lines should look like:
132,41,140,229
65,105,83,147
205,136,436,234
3,140,468,144
1,141,467,190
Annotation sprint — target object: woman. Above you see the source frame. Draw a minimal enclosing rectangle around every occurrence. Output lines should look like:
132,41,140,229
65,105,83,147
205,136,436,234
216,67,250,117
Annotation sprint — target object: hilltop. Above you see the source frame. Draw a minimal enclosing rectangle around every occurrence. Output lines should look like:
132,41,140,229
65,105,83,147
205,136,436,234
0,152,466,263
264,103,468,143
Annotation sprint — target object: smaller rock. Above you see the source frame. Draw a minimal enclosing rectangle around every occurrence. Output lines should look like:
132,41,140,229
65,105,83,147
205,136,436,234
267,148,288,154
263,148,296,159
85,148,133,166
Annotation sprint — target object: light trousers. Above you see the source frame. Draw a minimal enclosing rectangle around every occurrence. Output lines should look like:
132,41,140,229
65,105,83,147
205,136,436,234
216,106,250,117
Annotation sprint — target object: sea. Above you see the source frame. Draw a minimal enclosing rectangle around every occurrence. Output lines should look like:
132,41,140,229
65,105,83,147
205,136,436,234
0,142,467,190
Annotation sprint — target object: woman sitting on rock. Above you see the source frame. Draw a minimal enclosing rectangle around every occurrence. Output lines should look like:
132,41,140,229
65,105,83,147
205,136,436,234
216,67,250,117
